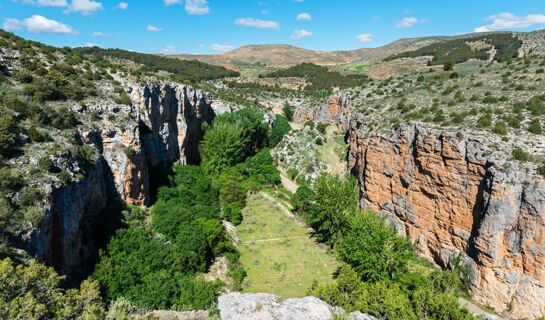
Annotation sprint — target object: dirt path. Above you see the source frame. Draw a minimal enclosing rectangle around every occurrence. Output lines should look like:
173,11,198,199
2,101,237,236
241,236,309,244
280,173,299,193
458,298,503,319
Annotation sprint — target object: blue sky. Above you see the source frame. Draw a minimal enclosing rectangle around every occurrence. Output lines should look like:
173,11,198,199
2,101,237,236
1,0,545,55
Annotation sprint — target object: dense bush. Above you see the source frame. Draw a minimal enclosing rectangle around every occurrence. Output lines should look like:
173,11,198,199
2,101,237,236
302,174,359,246
269,115,292,147
93,227,221,310
337,212,415,284
201,108,268,175
308,264,475,320
0,114,18,156
283,104,294,121
0,258,105,319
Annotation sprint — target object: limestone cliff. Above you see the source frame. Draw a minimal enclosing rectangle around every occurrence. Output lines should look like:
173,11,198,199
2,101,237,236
26,83,217,279
297,96,545,319
294,95,351,130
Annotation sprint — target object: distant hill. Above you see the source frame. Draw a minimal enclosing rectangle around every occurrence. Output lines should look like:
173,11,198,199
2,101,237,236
169,37,449,70
168,30,545,72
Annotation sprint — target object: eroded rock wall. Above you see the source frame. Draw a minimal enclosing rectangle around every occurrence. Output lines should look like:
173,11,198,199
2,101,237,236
28,83,216,279
347,122,545,319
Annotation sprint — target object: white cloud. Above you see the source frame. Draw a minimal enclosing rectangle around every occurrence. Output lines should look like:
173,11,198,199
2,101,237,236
210,43,234,52
297,13,311,21
147,25,163,32
84,42,100,47
3,18,22,31
395,17,425,28
197,43,205,48
64,0,103,15
18,0,68,6
3,15,78,34
235,18,280,29
294,0,304,2
261,10,268,15
164,0,181,6
185,0,209,15
154,45,184,54
116,2,128,9
355,33,374,43
92,31,119,39
474,12,545,32
290,29,312,40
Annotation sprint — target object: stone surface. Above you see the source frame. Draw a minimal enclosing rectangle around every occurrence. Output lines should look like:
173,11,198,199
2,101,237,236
347,123,545,319
294,95,351,130
218,292,376,320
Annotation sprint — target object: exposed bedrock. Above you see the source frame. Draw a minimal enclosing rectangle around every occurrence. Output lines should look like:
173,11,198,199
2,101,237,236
347,123,545,319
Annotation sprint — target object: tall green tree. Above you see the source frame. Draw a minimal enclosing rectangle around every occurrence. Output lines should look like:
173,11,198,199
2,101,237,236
304,174,359,246
336,212,415,284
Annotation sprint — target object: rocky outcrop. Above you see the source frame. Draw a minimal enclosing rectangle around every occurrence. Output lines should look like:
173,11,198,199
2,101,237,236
28,83,217,279
294,95,351,130
218,292,377,320
347,123,545,319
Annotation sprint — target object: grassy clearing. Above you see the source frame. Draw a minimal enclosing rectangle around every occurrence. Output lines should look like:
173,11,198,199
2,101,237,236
336,64,370,74
236,193,337,298
316,126,348,176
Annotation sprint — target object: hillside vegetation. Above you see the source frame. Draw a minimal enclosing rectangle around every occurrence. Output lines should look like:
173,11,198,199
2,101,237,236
74,46,240,83
385,33,522,65
260,62,368,91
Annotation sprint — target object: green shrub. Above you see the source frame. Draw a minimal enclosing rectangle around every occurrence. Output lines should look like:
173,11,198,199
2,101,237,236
512,148,530,162
492,121,507,135
269,115,292,147
58,171,71,185
0,167,24,193
316,123,328,134
528,118,542,134
27,126,49,143
38,156,55,172
476,114,492,127
282,104,294,121
0,258,105,320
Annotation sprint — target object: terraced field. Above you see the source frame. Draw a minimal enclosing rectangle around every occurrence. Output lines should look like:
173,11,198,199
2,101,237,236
236,192,337,298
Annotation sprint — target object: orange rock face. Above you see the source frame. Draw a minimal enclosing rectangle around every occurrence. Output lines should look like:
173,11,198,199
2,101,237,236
347,123,545,319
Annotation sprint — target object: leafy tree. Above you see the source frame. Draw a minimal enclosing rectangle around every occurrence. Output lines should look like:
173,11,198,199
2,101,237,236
304,174,359,246
200,122,246,175
0,115,17,156
443,61,454,71
290,184,313,216
282,104,294,121
244,148,280,186
269,115,292,147
336,212,415,284
201,108,268,175
0,258,105,320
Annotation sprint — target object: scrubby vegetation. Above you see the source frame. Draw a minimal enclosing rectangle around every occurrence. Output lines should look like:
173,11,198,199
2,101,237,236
74,46,240,83
385,33,522,65
260,62,368,91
